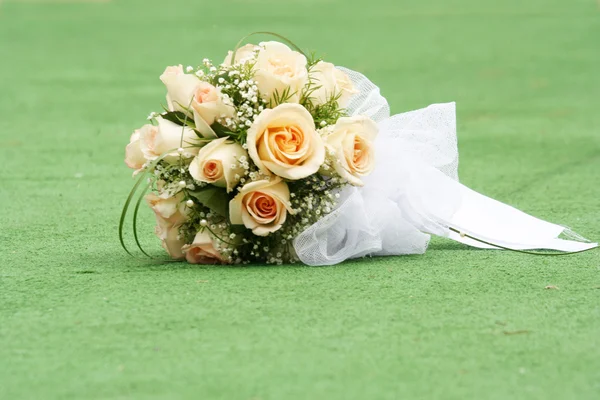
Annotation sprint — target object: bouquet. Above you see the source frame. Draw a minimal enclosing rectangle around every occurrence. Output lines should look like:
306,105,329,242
122,34,596,266
123,38,375,264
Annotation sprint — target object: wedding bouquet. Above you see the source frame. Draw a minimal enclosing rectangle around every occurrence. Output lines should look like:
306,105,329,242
122,35,596,266
123,38,376,264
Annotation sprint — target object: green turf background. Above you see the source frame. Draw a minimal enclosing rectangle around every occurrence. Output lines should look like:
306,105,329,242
1,0,599,398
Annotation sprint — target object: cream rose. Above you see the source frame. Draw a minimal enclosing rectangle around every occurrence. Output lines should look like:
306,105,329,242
223,43,259,66
146,191,188,226
246,104,325,180
160,65,201,113
188,137,247,192
124,129,147,174
155,222,186,260
182,230,227,264
140,117,199,163
229,178,295,236
191,81,235,138
253,41,308,104
160,66,233,138
147,192,189,260
310,62,358,108
324,116,378,186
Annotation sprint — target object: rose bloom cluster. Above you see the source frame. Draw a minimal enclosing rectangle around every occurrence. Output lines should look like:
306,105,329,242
124,41,378,265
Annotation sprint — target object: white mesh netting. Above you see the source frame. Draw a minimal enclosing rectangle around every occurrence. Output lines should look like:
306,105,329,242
293,68,462,266
293,68,597,265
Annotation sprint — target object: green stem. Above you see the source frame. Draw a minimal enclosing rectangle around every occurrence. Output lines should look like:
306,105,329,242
119,170,150,258
119,149,186,259
230,31,307,65
133,183,154,258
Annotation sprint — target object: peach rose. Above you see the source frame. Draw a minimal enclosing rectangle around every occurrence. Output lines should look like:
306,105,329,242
182,230,227,264
310,62,357,108
253,41,308,103
188,137,247,193
139,117,199,163
229,178,295,236
124,129,148,174
191,81,235,138
147,192,189,260
246,104,325,180
324,116,378,186
223,43,259,66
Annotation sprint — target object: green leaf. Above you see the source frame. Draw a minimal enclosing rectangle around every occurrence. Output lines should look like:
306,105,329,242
161,110,196,128
230,224,247,234
188,186,230,218
210,122,235,138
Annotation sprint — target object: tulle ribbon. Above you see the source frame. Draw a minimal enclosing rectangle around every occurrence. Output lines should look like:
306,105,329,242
293,68,597,266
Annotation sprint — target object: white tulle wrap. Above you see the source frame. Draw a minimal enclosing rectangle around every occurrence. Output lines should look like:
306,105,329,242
293,68,597,266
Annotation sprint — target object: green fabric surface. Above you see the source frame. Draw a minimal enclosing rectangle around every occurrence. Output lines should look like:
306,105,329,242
1,0,599,398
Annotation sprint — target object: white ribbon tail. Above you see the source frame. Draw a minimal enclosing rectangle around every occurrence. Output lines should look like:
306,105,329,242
443,184,597,252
